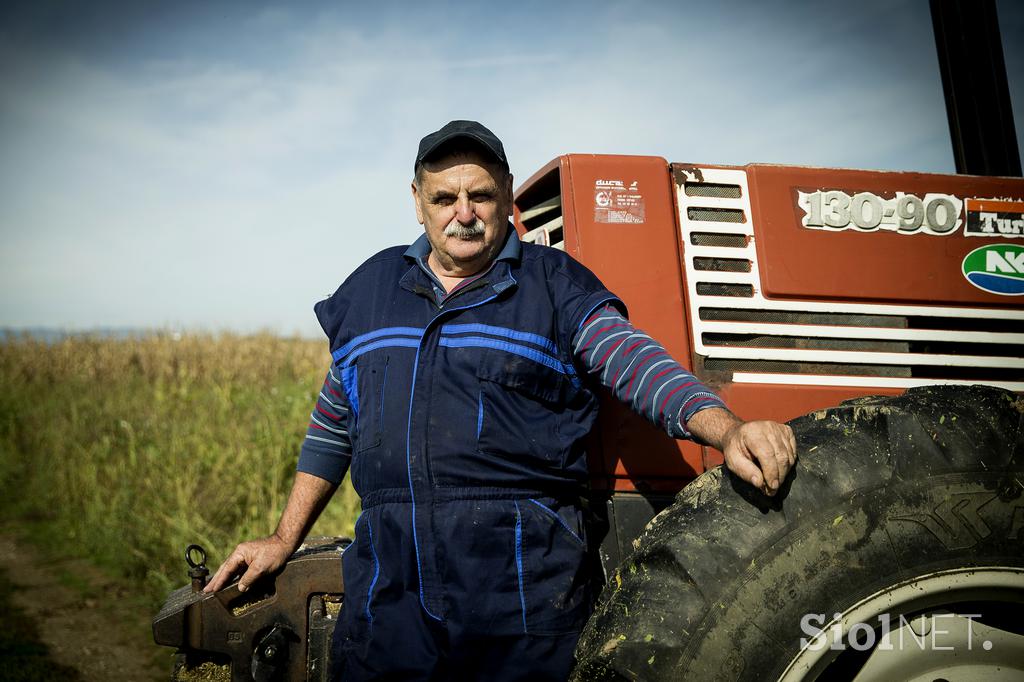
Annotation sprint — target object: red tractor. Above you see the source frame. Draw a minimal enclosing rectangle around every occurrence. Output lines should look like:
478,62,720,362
153,3,1024,679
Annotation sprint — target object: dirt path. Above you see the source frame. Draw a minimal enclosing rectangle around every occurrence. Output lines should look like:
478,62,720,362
0,529,170,681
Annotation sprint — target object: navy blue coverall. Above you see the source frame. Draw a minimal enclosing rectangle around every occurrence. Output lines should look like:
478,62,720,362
302,228,615,680
299,228,722,679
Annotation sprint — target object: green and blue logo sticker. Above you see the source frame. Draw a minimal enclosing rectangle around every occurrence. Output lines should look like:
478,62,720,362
961,244,1024,295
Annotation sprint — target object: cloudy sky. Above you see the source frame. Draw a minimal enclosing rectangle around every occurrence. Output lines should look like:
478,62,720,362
1,0,1022,337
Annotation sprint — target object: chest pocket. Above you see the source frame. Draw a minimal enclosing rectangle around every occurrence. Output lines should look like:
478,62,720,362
475,350,578,468
347,355,389,454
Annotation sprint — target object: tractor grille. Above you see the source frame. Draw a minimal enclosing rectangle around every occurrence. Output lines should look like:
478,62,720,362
518,168,564,250
675,166,1024,391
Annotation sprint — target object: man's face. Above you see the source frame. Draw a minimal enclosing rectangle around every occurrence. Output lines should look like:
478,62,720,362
412,150,513,276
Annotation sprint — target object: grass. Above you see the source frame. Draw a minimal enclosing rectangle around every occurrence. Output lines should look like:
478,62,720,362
0,333,361,609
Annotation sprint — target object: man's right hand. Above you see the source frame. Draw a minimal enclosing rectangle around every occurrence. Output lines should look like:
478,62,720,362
202,472,338,594
203,533,295,593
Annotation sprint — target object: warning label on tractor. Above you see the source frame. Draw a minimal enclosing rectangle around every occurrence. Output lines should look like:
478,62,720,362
594,179,645,224
965,198,1024,238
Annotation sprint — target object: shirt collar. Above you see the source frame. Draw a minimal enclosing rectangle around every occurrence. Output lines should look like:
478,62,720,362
402,223,522,265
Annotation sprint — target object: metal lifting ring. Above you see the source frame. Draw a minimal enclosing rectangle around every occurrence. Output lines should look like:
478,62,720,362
185,544,207,569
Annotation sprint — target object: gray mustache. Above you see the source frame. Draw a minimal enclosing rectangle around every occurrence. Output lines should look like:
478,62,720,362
444,218,486,238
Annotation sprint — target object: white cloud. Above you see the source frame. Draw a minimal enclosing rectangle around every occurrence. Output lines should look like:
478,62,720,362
0,0,1012,334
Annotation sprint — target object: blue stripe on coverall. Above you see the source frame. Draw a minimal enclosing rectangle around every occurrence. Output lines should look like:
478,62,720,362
440,323,559,355
406,292,506,621
438,336,573,376
336,337,420,367
404,338,440,620
332,326,423,363
513,500,528,634
527,498,583,545
364,515,380,624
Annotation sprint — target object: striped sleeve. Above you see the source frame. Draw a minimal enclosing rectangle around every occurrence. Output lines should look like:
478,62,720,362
296,365,354,484
572,304,727,439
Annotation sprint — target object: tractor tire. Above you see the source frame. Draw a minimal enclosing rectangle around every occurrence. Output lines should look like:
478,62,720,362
572,385,1024,681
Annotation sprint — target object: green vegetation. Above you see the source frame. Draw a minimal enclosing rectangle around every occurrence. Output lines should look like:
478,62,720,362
0,333,360,608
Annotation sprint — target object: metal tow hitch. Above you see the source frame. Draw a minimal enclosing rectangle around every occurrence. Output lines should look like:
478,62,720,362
152,537,350,681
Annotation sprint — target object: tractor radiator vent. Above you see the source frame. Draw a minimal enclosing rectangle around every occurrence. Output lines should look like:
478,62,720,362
517,166,564,251
684,181,742,199
693,257,750,273
674,165,1024,391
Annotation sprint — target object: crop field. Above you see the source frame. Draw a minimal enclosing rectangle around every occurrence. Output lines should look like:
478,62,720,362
0,333,360,608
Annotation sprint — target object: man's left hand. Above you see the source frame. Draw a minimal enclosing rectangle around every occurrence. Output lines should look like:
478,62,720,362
719,420,796,496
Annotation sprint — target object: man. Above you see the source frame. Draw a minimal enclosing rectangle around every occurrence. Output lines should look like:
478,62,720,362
205,121,796,680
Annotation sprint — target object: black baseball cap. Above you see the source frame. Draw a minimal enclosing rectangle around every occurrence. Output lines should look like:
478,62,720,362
415,120,509,173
